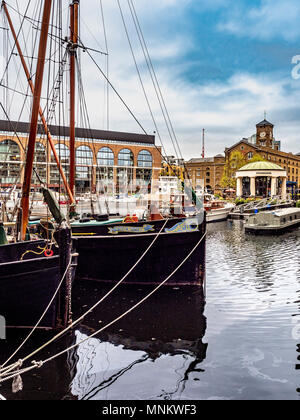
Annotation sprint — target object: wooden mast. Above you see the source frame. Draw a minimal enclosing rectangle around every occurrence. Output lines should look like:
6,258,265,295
69,0,79,211
2,1,75,206
20,0,53,241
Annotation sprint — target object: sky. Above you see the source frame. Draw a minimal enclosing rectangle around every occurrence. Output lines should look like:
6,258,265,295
2,0,300,160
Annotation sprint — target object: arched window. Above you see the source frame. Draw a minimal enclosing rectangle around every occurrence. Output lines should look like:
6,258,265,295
137,150,153,168
0,140,21,184
33,142,46,184
50,144,70,186
34,142,46,163
76,145,93,167
76,146,93,191
97,148,114,194
52,144,70,164
118,148,134,167
97,147,114,167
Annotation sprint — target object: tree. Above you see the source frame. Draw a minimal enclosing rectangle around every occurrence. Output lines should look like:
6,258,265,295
221,151,246,189
249,153,266,163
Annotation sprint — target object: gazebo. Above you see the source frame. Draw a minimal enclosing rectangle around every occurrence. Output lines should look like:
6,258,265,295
235,161,287,199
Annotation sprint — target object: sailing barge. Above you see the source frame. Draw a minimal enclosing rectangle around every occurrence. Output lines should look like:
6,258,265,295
72,214,206,286
1,0,206,290
0,0,77,330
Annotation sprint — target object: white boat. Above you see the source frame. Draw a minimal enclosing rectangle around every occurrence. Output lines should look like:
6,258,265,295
200,194,235,223
206,203,235,223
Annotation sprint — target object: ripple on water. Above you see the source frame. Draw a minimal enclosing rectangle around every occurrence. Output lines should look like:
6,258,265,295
206,221,300,335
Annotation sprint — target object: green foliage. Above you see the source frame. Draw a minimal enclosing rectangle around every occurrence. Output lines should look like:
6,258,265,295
249,154,266,163
235,198,246,205
221,151,247,190
296,200,300,208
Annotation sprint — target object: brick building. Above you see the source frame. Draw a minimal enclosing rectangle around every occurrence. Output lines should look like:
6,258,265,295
225,119,300,193
185,155,225,194
0,120,162,194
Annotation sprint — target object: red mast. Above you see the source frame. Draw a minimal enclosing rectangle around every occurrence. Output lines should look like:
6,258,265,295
69,0,79,209
2,1,74,206
20,0,53,241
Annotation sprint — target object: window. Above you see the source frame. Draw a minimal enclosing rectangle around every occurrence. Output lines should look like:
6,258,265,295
50,144,70,185
248,152,253,159
76,146,93,190
0,140,21,184
97,147,114,166
137,150,153,168
33,142,46,184
118,149,134,167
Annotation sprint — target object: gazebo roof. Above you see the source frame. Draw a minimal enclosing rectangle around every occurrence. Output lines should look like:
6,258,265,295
238,161,285,171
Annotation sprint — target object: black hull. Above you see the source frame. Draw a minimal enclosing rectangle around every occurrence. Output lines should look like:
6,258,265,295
73,217,206,286
0,236,76,330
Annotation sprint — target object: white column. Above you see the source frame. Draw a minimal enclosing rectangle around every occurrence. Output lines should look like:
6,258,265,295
250,177,256,197
236,177,243,197
282,177,287,199
271,177,277,197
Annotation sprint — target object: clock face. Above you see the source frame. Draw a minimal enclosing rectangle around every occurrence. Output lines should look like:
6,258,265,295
260,131,266,138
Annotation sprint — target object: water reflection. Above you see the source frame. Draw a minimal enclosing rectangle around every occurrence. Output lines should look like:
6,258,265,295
0,283,207,400
206,221,300,400
1,220,300,400
68,283,207,400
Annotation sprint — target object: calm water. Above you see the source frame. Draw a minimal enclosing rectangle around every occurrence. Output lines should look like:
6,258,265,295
0,220,299,400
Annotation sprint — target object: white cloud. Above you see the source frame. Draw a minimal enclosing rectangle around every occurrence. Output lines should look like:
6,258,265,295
219,0,300,41
3,0,300,161
77,1,300,159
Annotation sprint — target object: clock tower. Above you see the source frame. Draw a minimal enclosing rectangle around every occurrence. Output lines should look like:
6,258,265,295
256,118,274,148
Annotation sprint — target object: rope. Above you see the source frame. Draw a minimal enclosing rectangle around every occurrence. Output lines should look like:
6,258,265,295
0,218,169,374
0,230,206,384
0,255,73,373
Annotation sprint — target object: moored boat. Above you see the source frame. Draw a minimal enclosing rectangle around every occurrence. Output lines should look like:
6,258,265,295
245,208,300,235
72,214,206,286
0,0,78,331
201,194,235,223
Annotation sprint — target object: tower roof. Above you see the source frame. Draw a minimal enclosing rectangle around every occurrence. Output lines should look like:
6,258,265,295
256,119,274,128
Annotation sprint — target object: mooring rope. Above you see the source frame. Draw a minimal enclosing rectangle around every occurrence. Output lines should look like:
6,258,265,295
0,230,206,384
0,255,73,374
0,218,169,375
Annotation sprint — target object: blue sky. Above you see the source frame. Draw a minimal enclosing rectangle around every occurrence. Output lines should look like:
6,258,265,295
79,0,300,159
2,0,300,159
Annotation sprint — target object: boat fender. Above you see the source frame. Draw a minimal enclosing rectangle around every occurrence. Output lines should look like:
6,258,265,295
44,249,54,258
123,214,139,223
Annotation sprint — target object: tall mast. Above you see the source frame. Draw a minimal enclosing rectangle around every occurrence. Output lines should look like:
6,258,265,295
202,129,205,159
2,1,74,206
69,0,79,207
20,0,53,241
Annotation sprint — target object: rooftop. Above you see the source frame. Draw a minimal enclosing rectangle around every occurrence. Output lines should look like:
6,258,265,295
238,161,285,171
256,119,274,128
0,119,155,145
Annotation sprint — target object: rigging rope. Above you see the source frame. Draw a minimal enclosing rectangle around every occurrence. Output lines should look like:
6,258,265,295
0,252,73,374
0,217,169,374
0,229,206,384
